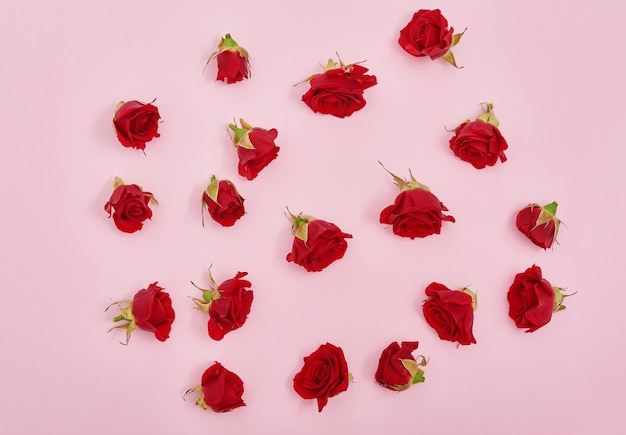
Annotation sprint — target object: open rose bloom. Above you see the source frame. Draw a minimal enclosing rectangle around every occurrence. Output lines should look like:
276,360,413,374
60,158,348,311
301,58,377,118
379,165,454,239
375,341,427,392
207,33,250,84
191,269,253,341
398,9,464,67
286,211,352,272
422,282,477,345
228,119,280,180
449,103,508,169
104,177,157,233
515,201,561,249
293,343,351,412
507,265,568,332
113,99,160,150
201,175,245,227
185,362,246,412
107,282,175,344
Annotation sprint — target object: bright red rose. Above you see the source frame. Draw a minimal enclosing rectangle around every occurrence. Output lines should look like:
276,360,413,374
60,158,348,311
108,282,175,343
104,177,157,233
228,119,280,180
132,282,175,341
375,341,427,391
379,166,454,239
422,282,476,345
293,343,350,412
449,104,508,169
286,212,352,272
191,270,253,341
508,265,566,332
301,58,377,118
186,362,246,412
113,100,160,150
208,34,249,84
398,9,463,66
201,175,245,227
516,202,561,249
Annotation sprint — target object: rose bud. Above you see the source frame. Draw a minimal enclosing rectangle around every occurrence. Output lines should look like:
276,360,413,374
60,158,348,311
293,343,351,412
112,99,161,151
448,103,509,169
104,177,157,233
422,282,477,345
206,33,250,84
301,57,377,118
201,175,245,227
516,201,561,249
228,119,280,180
190,269,253,341
508,265,569,333
285,210,352,272
107,282,175,344
375,341,428,392
185,362,246,412
398,9,464,67
379,164,455,239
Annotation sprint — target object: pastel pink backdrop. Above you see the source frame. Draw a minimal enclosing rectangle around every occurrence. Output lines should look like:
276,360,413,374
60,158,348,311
1,1,624,434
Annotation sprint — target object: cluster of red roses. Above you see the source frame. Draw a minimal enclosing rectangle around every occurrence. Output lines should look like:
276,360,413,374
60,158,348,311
105,8,572,413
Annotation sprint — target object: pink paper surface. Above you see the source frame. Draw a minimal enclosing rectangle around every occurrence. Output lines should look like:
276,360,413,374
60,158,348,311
1,1,625,434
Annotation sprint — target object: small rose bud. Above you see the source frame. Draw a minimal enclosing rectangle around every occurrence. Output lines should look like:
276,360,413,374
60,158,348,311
516,201,561,249
207,34,250,84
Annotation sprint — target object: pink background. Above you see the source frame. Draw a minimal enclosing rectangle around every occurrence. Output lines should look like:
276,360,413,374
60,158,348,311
1,1,625,433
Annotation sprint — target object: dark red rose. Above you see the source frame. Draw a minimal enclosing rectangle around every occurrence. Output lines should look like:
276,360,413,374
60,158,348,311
379,167,454,239
450,122,508,169
131,282,175,342
208,34,249,84
508,265,565,332
398,9,454,60
293,343,350,412
113,100,161,150
375,341,426,391
301,59,377,118
186,362,246,412
228,119,280,180
286,213,352,272
516,202,561,249
201,176,245,227
104,177,156,233
422,282,476,345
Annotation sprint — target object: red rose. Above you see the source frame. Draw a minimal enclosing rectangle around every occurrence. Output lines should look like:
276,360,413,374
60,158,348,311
516,202,561,249
201,175,245,227
228,119,280,180
449,104,508,169
379,165,454,239
375,341,426,392
191,270,254,341
186,362,246,412
113,100,161,150
208,34,249,84
104,177,157,233
422,282,477,345
293,343,350,412
286,212,352,272
508,265,566,332
108,282,175,343
398,9,463,66
301,58,377,118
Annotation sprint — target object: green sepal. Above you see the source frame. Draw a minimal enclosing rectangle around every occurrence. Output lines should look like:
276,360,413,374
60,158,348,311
553,286,566,312
228,119,255,149
379,162,430,192
476,103,500,127
205,175,220,204
461,287,478,311
287,210,316,242
112,176,125,189
543,201,559,216
114,101,125,113
401,358,427,385
220,33,238,49
441,49,462,69
451,29,465,48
